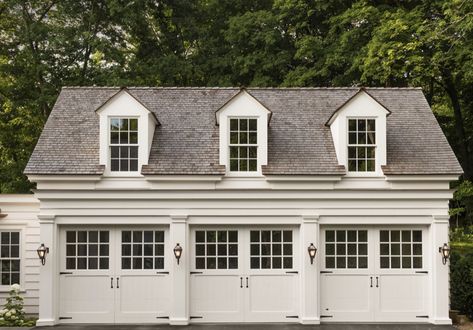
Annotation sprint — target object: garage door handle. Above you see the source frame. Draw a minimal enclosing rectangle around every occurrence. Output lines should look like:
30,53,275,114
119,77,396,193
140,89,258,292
376,276,379,288
370,276,373,287
240,277,243,288
111,277,113,289
246,277,249,288
116,277,119,289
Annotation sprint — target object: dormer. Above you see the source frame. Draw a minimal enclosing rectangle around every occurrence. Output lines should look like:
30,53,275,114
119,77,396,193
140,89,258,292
326,88,391,176
216,89,271,176
96,88,159,176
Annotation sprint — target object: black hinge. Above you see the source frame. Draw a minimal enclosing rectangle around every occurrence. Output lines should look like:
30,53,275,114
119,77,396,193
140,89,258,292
190,271,203,275
190,316,203,319
156,316,170,319
415,271,428,274
416,315,429,318
59,317,72,320
286,271,298,274
320,315,333,318
320,271,333,274
156,271,169,275
59,272,73,275
286,315,299,318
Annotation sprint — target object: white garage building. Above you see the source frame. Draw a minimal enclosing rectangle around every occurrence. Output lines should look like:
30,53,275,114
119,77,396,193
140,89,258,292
14,87,463,325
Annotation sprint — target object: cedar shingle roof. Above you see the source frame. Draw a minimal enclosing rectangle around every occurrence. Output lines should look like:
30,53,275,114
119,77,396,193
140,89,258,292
24,87,463,176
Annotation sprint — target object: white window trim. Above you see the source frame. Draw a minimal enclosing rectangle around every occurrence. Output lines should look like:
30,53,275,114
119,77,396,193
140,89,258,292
0,229,24,292
108,116,140,175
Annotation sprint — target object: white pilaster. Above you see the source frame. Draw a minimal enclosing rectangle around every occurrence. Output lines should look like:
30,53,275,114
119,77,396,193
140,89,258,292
300,214,320,324
169,214,189,325
431,215,452,325
36,214,58,326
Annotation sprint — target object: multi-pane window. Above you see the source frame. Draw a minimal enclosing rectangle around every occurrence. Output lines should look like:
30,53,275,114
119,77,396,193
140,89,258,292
110,118,138,172
348,118,376,172
195,230,238,270
229,118,258,172
121,230,165,270
66,231,109,270
325,230,368,269
250,230,293,269
0,232,20,285
380,230,422,269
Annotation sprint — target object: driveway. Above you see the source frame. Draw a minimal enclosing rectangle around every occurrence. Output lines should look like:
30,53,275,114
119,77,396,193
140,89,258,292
33,323,457,330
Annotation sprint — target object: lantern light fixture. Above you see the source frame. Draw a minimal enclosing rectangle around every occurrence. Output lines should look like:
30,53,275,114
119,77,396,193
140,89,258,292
173,243,183,265
439,243,450,265
308,243,317,265
37,244,49,266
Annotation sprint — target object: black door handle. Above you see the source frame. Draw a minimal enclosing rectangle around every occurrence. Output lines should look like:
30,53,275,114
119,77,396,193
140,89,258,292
246,277,248,288
111,277,113,289
376,276,379,288
370,276,373,288
117,277,120,289
240,277,243,288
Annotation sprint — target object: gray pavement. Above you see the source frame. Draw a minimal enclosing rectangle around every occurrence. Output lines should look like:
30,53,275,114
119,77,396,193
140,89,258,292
33,323,457,330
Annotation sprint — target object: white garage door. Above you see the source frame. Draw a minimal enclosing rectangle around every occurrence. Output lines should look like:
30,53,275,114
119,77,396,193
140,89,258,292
320,227,429,322
58,227,171,323
190,227,299,323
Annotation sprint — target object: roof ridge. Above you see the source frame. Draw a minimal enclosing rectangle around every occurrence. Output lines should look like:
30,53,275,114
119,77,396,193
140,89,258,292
62,86,423,90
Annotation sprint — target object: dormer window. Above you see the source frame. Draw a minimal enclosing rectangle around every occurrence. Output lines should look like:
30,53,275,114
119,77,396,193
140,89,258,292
347,118,376,172
110,118,138,172
229,118,258,172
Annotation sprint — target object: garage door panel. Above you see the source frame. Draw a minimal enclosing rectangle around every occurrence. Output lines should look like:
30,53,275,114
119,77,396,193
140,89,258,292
190,274,243,321
59,274,114,323
321,274,372,321
376,274,428,321
115,274,170,323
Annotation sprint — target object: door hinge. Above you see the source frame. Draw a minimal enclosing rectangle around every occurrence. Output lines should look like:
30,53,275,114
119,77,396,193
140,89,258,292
286,315,299,319
190,271,203,275
286,271,298,274
156,271,169,275
59,272,73,275
320,315,333,318
320,271,333,274
415,271,428,274
416,315,429,318
190,316,203,319
59,317,72,320
156,316,169,319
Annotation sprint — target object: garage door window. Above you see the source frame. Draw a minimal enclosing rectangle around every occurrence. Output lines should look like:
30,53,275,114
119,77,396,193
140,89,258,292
380,230,422,269
0,231,20,285
121,230,165,270
325,230,368,269
66,230,109,270
250,230,293,269
195,230,238,269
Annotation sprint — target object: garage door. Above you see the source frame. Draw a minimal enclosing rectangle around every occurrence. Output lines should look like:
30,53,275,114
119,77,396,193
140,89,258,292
58,227,171,323
320,227,429,322
190,227,299,322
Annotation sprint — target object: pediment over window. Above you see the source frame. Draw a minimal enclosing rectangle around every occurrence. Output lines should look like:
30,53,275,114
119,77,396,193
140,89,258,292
216,89,272,176
326,88,391,176
96,88,159,176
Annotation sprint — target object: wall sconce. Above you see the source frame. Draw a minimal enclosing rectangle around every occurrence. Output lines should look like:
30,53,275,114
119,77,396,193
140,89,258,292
173,243,183,265
308,243,317,265
439,243,451,265
37,244,49,265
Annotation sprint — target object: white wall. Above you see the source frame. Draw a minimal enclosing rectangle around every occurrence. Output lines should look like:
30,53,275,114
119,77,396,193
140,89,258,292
0,195,40,316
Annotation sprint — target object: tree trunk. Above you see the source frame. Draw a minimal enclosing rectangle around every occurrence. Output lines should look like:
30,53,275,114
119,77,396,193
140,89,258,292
443,73,471,179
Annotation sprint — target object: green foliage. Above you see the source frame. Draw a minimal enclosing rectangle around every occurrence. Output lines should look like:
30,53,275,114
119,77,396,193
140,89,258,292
451,181,473,226
450,250,473,319
0,285,36,327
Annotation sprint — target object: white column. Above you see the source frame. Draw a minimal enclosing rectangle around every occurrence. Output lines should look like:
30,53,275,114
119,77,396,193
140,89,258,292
169,215,189,325
36,214,58,326
300,215,320,324
431,215,451,325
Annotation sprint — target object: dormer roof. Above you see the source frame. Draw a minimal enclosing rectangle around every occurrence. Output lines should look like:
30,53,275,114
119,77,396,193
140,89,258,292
24,87,463,176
